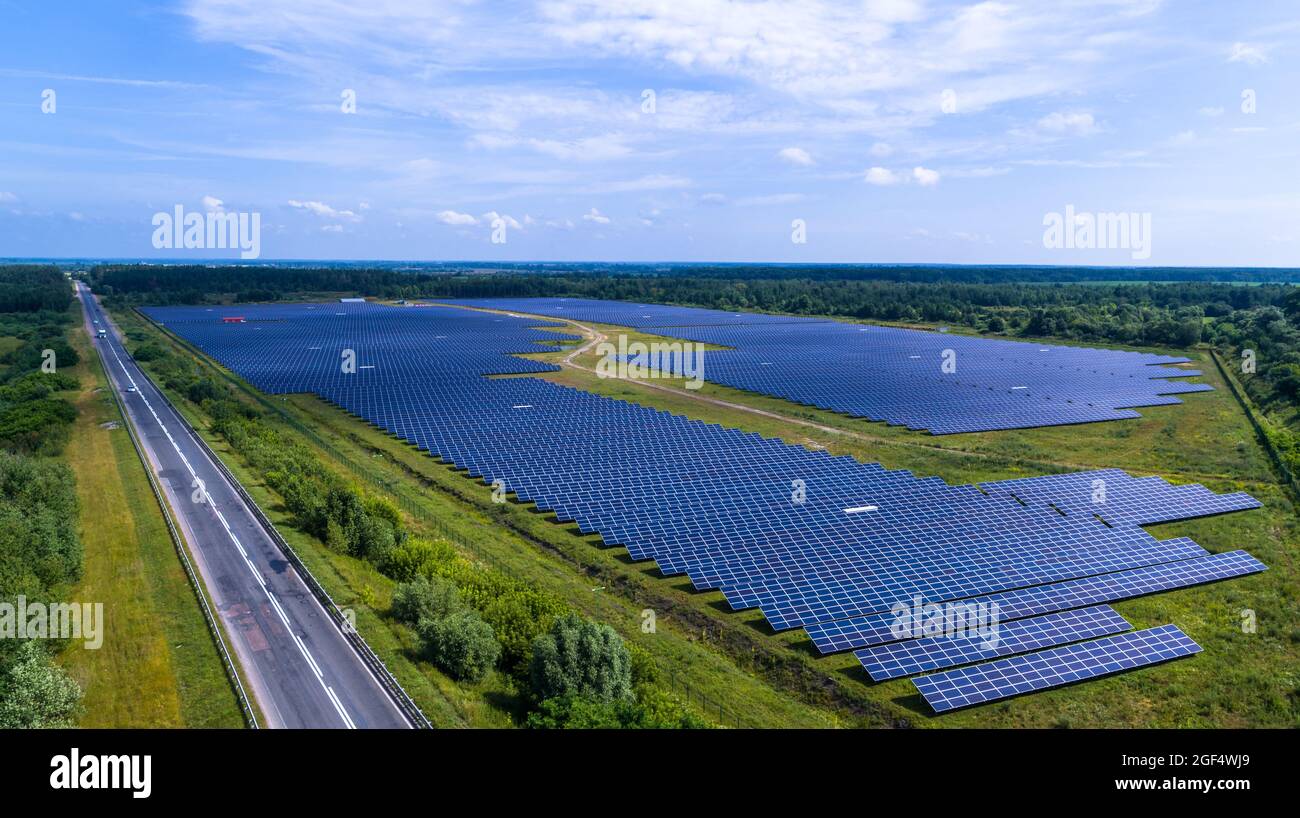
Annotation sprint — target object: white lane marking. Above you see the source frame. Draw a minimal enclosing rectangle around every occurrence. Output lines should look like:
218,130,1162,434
93,301,354,729
325,687,357,729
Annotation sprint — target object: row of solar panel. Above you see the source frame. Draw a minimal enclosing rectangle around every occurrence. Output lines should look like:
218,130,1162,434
438,297,1210,435
141,300,1265,712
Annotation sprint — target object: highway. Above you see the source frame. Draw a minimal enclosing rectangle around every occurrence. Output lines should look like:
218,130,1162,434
77,282,411,729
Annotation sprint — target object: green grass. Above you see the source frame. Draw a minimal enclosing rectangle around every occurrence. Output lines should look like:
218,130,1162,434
56,322,244,728
120,304,1300,727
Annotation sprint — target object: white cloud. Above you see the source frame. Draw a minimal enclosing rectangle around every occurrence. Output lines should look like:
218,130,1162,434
913,166,941,186
582,207,611,224
1168,130,1197,147
202,195,224,212
0,192,16,203
288,199,360,220
475,132,634,161
482,210,523,229
777,146,814,166
865,167,901,185
435,210,478,226
1228,42,1268,65
1198,106,1224,117
1036,111,1098,135
182,0,1168,142
869,142,894,157
594,174,692,193
735,193,805,206
949,166,1009,178
321,224,343,233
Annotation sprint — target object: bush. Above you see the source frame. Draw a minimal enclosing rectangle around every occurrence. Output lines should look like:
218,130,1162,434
481,589,565,673
417,610,500,682
525,692,708,729
131,341,169,362
529,614,633,703
0,641,82,728
379,537,454,582
390,575,460,625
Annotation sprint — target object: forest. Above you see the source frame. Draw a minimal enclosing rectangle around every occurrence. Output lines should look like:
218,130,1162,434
0,266,83,727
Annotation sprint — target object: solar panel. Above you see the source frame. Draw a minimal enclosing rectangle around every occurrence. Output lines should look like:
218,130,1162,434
913,624,1202,712
805,549,1266,654
139,299,1263,704
856,605,1131,681
437,297,1212,435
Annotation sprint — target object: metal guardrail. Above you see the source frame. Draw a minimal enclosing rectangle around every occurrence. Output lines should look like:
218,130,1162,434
125,307,432,728
177,417,433,728
98,344,260,729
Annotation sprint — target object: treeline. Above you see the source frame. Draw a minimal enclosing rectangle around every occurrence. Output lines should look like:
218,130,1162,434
0,265,83,727
130,335,703,727
1214,292,1300,477
0,266,75,313
470,262,1300,284
90,264,419,305
88,261,1300,291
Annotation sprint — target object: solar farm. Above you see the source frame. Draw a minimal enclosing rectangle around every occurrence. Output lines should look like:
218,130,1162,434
442,297,1214,434
141,298,1269,715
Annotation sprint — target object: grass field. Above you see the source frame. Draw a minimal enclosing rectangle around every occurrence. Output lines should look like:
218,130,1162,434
56,320,244,728
119,303,1300,727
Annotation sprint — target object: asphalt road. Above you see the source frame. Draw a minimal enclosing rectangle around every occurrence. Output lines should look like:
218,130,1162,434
77,283,410,729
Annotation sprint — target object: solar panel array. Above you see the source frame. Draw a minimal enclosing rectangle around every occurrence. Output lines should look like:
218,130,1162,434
913,625,1203,712
142,300,1266,712
804,549,1267,654
857,605,1132,681
440,297,1211,435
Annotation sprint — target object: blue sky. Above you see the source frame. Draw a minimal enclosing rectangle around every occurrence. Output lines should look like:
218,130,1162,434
0,0,1297,265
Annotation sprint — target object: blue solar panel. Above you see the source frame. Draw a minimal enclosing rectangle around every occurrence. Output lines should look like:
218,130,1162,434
913,625,1202,712
805,549,1266,654
140,299,1263,703
438,297,1211,435
856,605,1131,681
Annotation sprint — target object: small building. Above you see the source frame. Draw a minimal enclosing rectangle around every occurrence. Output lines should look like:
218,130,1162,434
222,316,246,323
340,297,366,303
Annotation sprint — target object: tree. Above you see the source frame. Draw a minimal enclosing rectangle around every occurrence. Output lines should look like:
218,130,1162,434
529,614,633,703
417,610,500,682
390,574,460,625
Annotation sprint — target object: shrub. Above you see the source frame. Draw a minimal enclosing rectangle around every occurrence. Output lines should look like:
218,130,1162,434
390,575,460,625
529,614,633,703
526,692,708,729
417,610,500,682
0,641,82,728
